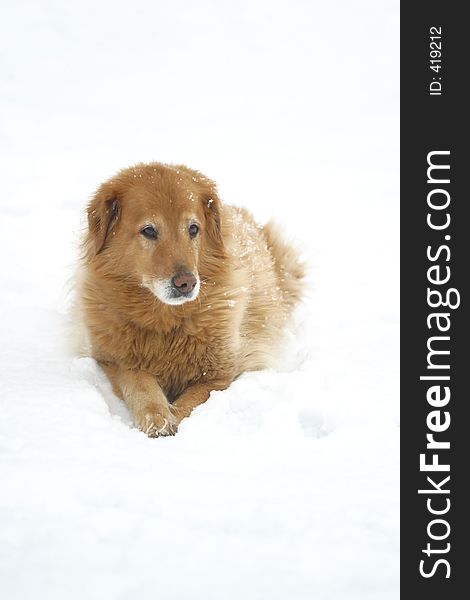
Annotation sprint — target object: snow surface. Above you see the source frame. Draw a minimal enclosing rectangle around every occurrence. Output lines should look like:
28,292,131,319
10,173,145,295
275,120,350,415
0,1,399,599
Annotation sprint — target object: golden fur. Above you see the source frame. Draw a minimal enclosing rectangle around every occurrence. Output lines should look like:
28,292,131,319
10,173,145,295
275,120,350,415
78,162,303,436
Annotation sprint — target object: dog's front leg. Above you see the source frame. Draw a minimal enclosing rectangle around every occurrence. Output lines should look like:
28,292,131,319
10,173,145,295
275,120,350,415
172,382,228,424
100,363,177,437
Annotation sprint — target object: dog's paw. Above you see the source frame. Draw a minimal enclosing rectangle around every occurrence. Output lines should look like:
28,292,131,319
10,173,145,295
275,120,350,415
135,407,178,438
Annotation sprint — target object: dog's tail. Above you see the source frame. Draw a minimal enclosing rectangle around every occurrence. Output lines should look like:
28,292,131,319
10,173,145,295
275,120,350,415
262,220,305,308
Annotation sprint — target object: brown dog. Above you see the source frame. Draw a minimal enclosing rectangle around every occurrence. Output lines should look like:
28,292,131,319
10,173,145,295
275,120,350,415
78,162,303,436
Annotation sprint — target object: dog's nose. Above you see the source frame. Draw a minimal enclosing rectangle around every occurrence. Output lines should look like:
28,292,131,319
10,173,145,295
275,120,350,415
171,271,197,295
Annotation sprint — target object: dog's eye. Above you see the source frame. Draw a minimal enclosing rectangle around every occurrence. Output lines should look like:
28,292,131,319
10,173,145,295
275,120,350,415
188,223,199,238
141,225,158,240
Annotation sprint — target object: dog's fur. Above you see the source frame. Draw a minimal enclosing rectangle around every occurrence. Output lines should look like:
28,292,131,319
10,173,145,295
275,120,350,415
78,162,303,436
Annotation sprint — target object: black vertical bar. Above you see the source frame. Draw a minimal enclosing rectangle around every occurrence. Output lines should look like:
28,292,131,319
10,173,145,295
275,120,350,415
401,2,468,597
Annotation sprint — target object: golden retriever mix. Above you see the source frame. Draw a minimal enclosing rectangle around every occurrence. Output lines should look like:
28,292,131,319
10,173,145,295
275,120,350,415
78,162,303,436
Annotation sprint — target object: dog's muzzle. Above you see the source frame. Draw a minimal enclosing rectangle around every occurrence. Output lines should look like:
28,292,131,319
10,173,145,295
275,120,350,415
143,272,200,305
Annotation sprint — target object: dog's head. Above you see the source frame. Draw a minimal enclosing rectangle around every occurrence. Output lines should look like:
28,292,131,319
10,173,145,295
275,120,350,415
85,163,224,306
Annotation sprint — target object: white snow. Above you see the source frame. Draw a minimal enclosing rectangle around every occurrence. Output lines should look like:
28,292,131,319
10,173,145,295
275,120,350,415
0,1,399,599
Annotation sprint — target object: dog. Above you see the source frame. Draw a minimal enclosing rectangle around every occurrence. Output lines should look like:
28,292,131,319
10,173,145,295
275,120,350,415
78,162,303,436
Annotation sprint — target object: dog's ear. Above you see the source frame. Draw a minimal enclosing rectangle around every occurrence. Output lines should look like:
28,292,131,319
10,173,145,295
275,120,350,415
200,184,224,255
86,185,121,256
